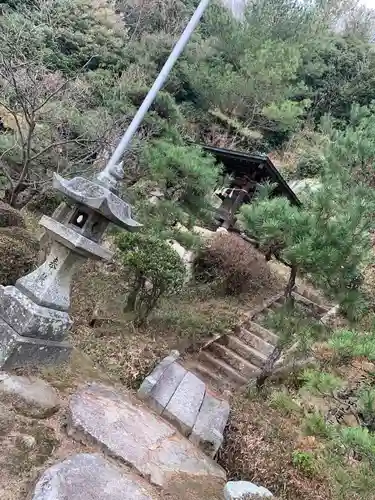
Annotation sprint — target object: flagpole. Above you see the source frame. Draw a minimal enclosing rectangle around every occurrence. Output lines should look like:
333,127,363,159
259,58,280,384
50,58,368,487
97,0,212,187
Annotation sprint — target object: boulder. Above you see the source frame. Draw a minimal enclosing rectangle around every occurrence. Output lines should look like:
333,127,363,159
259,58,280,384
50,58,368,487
224,481,274,499
0,372,60,418
32,453,160,500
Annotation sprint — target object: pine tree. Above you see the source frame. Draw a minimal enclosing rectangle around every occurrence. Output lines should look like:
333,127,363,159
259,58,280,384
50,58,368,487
239,136,375,387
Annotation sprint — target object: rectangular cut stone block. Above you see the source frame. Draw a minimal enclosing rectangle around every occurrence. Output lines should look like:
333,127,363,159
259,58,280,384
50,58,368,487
147,362,186,415
190,392,230,457
0,286,71,341
163,372,206,437
138,351,180,401
0,318,71,369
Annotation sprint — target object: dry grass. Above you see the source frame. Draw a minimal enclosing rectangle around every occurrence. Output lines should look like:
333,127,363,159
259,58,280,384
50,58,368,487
70,255,284,389
218,394,332,500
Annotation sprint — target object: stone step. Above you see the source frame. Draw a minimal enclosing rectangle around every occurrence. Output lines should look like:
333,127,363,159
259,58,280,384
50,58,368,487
234,328,274,356
187,361,224,388
226,335,272,367
163,371,206,437
244,321,279,346
245,292,284,320
268,300,284,311
296,285,330,308
292,291,330,315
199,351,247,386
209,340,261,374
147,362,187,415
190,392,230,458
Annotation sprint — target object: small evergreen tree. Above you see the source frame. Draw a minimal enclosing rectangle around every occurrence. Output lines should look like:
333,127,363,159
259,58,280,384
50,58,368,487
116,232,186,325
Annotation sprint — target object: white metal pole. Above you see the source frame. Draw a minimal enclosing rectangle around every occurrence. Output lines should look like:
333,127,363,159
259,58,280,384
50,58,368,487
98,0,212,186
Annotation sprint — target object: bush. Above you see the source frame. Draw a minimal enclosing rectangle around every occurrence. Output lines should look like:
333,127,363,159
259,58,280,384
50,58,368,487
0,201,25,228
295,151,325,179
194,233,277,295
0,227,39,285
144,141,222,220
116,232,186,324
25,191,63,216
292,450,318,476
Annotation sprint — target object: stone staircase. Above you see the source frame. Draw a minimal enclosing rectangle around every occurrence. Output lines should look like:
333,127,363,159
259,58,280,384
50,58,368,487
185,288,331,393
138,351,230,458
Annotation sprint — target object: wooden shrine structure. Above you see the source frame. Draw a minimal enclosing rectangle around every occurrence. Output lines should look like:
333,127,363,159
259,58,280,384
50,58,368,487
201,145,301,230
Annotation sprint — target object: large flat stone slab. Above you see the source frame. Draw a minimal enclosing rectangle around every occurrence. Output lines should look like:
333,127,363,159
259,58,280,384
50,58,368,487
190,392,230,457
32,454,160,500
148,361,187,414
163,371,206,436
68,383,226,489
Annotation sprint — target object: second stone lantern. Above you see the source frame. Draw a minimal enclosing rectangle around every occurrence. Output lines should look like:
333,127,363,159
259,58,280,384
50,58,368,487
0,166,140,369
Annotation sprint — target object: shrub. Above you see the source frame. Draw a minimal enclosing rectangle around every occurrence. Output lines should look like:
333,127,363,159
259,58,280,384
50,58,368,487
292,450,317,476
144,141,222,220
194,233,277,295
295,151,325,179
0,201,25,228
116,232,186,324
25,190,63,216
0,227,39,285
269,390,302,416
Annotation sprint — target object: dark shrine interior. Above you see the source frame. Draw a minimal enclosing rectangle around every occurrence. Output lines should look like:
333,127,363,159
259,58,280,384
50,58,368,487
200,145,301,207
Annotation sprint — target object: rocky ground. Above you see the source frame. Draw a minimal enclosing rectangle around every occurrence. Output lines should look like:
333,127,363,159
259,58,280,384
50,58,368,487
0,357,226,500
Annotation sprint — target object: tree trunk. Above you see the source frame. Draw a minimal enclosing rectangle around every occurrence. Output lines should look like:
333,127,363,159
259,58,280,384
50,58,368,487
124,275,143,312
285,264,297,300
256,344,283,390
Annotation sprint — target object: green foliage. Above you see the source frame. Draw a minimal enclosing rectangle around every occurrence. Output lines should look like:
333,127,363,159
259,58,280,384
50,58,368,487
269,390,301,416
323,103,375,189
116,231,186,324
240,123,374,312
292,450,317,476
295,151,325,179
143,141,222,220
303,412,333,439
299,35,375,124
329,329,375,362
339,426,375,464
264,304,326,352
300,369,344,395
357,387,375,430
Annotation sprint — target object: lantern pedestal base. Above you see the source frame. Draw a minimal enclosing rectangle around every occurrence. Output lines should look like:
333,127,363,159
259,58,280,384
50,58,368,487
0,317,72,369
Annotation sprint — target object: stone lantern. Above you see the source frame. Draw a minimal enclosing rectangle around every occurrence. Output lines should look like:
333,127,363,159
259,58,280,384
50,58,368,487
0,165,140,369
0,0,213,370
